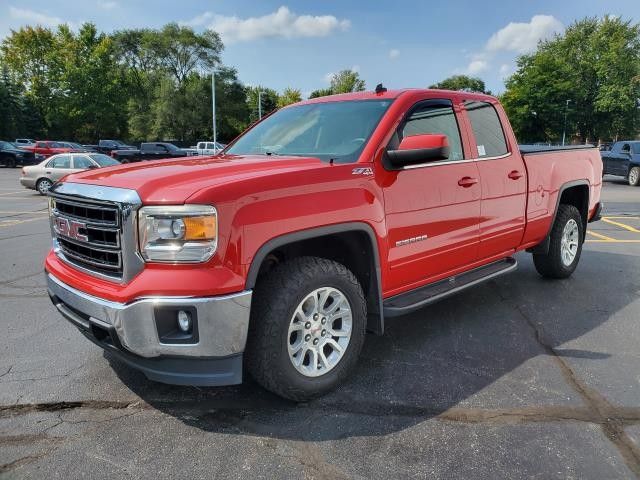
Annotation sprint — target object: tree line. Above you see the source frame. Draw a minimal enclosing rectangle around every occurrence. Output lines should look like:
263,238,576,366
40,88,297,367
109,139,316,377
0,22,367,143
1,16,638,144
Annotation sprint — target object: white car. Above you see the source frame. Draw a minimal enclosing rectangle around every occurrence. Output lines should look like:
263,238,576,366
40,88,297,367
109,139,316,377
196,141,226,155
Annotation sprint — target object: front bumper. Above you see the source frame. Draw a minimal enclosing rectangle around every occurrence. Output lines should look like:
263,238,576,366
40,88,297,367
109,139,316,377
46,273,252,386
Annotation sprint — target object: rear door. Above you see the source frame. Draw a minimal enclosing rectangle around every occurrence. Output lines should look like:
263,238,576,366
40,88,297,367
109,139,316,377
464,100,526,260
45,155,75,181
382,98,481,293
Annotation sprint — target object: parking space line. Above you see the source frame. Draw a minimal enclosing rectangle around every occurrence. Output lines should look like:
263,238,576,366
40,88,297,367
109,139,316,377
0,191,25,196
586,239,640,243
587,230,617,241
604,216,640,220
0,215,49,228
601,217,640,233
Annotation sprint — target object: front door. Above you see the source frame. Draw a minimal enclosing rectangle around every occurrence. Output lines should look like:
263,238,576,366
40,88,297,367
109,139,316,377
382,99,481,295
464,100,526,259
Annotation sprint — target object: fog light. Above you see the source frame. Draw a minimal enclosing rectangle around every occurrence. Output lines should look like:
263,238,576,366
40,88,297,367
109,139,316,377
177,310,192,332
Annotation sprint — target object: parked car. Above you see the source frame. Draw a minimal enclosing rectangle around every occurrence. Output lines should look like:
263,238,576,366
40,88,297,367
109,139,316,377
83,139,137,154
110,142,197,163
20,152,120,194
20,141,76,159
44,88,602,401
601,141,640,186
58,141,95,152
15,138,36,146
196,141,226,155
0,140,39,167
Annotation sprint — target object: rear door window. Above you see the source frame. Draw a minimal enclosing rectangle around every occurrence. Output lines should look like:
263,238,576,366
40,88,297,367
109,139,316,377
465,101,508,158
48,155,71,168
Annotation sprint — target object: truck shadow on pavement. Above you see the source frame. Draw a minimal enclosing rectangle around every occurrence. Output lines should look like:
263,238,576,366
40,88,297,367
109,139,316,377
108,249,637,441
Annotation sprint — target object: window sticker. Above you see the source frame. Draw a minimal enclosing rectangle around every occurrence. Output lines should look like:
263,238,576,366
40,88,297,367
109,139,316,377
477,144,486,156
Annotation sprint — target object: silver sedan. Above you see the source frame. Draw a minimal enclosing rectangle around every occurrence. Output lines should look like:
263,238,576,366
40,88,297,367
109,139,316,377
20,152,120,195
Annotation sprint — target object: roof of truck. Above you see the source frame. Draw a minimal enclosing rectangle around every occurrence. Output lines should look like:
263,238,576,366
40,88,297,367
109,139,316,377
297,88,497,106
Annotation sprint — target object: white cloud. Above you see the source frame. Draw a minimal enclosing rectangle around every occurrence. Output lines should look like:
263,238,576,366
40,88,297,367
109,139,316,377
486,15,563,54
97,1,119,10
180,12,214,27
467,59,489,75
388,48,400,59
8,6,66,28
182,6,351,44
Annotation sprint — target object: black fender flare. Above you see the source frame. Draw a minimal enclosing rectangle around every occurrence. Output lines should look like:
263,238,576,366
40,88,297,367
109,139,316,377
245,222,385,335
527,179,590,255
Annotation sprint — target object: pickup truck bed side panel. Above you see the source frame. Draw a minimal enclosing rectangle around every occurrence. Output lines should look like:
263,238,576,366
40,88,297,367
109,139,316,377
520,148,602,248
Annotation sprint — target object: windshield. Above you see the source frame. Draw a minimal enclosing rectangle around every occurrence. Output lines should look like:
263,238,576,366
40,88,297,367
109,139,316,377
164,143,180,151
0,141,12,149
88,153,120,166
226,100,393,163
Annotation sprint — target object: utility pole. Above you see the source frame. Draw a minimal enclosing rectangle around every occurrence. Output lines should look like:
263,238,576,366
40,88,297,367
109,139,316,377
258,90,262,120
211,71,217,145
562,99,570,146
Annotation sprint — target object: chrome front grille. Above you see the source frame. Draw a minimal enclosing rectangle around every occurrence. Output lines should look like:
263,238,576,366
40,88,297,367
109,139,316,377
48,183,144,283
52,197,123,277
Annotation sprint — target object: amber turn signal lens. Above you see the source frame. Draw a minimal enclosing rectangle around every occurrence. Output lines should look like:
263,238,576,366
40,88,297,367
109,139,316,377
183,216,217,240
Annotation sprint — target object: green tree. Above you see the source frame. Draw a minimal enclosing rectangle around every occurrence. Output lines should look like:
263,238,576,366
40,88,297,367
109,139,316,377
246,86,278,123
1,26,62,132
329,69,365,94
502,16,640,143
430,75,490,94
277,87,302,107
309,88,333,99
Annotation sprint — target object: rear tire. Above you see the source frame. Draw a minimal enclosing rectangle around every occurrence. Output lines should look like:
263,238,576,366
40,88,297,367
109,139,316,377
36,178,52,195
246,256,367,402
629,166,640,186
533,204,583,279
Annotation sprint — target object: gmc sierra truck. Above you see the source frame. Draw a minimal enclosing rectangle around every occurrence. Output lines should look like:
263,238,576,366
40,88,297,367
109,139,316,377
45,89,603,401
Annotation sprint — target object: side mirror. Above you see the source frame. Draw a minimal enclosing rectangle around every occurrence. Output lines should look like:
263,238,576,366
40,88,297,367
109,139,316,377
387,134,450,167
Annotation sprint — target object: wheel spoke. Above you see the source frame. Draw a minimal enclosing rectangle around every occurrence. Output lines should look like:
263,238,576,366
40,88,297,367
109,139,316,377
286,286,352,377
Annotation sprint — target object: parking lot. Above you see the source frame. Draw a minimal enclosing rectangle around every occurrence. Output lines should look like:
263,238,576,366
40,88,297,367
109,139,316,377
0,168,638,479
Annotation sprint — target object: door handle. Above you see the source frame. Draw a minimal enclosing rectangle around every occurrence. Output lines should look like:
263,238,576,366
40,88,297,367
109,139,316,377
508,170,523,180
458,177,478,188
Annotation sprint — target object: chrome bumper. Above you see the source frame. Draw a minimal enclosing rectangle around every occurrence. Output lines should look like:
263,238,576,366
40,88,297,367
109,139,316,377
46,273,252,359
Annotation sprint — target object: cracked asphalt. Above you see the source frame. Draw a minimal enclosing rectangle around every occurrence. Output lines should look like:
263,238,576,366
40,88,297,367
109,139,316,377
0,168,639,479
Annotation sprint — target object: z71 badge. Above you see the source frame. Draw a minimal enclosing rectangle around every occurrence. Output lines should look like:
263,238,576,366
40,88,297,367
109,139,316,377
352,167,373,176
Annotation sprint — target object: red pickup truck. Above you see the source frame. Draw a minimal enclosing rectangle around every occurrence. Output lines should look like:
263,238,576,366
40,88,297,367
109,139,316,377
45,89,603,401
22,141,75,158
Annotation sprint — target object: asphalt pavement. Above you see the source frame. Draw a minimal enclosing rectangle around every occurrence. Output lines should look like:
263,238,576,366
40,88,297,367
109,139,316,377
0,169,639,479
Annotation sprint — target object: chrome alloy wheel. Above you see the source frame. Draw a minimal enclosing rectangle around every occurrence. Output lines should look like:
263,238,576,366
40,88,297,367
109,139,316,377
629,167,639,186
561,218,579,267
38,179,52,195
287,287,352,377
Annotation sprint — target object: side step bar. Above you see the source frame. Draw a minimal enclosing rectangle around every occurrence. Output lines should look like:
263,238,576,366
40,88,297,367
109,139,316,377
383,257,517,317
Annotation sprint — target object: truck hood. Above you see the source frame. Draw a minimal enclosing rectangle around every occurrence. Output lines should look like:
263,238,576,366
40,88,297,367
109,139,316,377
63,154,328,203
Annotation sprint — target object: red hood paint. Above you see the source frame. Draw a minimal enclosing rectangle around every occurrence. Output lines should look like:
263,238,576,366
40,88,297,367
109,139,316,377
64,154,328,204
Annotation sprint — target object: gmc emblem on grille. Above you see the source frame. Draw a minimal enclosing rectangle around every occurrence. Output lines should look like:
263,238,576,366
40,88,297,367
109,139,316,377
54,217,88,242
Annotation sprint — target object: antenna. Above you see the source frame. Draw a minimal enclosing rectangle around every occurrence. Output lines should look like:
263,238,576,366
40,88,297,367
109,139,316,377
375,83,387,94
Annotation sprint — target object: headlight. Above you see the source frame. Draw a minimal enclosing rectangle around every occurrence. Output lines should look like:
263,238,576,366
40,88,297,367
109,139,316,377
138,205,217,262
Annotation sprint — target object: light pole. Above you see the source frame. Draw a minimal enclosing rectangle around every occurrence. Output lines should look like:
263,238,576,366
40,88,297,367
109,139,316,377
211,71,217,146
258,90,262,120
562,99,571,146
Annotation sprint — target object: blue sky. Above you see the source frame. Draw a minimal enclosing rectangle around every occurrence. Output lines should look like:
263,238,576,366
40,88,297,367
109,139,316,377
1,0,638,95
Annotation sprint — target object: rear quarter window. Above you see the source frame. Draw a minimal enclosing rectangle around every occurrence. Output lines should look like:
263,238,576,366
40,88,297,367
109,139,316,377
465,101,508,158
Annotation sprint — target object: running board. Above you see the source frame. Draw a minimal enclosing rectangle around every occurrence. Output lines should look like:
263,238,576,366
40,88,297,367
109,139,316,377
383,257,518,317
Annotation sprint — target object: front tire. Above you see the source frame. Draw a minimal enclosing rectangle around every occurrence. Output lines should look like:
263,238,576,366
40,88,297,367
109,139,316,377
533,204,583,279
246,256,366,402
629,166,640,186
